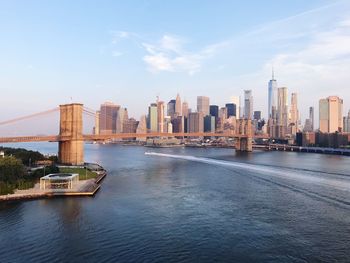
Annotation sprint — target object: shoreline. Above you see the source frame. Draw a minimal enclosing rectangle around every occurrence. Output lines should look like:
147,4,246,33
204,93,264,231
0,169,107,202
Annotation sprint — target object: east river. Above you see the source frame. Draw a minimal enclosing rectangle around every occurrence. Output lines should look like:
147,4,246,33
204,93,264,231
0,143,350,262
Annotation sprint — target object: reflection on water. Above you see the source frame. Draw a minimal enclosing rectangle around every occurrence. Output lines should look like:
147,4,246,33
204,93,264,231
0,143,350,262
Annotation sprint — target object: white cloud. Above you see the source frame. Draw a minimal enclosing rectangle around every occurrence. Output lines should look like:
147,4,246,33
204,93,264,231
141,34,226,75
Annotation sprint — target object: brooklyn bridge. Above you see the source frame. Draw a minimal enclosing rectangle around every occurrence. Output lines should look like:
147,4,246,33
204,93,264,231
0,103,267,165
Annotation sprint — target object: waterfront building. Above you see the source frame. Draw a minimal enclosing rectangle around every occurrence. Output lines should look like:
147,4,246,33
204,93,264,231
204,115,215,133
123,118,139,133
289,93,299,136
116,107,128,133
157,100,165,133
175,94,182,116
244,90,253,119
188,112,204,133
197,96,210,116
148,103,158,132
268,70,277,118
231,96,240,119
171,116,184,133
167,100,176,118
319,96,343,133
99,102,120,134
182,101,189,118
226,103,236,117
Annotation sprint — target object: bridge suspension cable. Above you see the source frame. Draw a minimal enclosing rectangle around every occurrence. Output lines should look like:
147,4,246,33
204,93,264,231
0,107,59,126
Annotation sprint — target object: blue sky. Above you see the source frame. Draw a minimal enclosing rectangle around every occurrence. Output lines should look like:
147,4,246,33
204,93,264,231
1,0,350,129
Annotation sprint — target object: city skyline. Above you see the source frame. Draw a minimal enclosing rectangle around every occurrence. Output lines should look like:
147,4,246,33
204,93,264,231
1,0,350,122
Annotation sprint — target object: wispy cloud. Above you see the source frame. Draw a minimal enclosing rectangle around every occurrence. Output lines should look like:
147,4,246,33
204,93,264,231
142,35,228,75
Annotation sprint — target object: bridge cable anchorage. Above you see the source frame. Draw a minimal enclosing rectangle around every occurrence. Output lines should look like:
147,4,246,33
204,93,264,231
0,107,59,126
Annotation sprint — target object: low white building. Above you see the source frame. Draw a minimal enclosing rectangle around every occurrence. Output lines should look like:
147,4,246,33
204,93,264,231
0,151,4,158
40,173,79,190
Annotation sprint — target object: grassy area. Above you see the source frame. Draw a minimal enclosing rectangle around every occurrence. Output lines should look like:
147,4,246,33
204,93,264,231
59,167,98,180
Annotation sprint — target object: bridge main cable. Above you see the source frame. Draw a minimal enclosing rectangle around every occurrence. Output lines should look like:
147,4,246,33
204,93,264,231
0,107,59,126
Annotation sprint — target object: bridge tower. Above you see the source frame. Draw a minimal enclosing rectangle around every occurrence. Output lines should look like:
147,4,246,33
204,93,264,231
235,119,253,152
58,103,84,165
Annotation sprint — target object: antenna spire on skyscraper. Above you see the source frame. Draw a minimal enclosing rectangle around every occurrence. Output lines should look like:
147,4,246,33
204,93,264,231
272,66,275,80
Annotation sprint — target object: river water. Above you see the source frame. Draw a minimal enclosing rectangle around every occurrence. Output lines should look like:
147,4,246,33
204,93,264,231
0,143,350,262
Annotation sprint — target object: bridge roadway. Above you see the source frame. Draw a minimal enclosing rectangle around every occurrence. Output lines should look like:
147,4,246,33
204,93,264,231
0,133,269,143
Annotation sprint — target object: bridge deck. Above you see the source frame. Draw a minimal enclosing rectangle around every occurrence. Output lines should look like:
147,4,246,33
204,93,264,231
0,133,268,143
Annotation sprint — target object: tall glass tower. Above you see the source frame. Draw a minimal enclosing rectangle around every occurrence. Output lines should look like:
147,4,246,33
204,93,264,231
268,69,277,119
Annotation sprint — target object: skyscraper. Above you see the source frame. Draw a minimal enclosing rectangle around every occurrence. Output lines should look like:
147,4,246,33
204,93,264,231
225,103,236,117
289,93,299,135
182,101,189,118
157,100,165,132
230,96,240,119
116,107,128,133
309,106,314,131
148,103,158,132
253,111,261,120
210,105,219,118
167,100,176,118
344,110,350,132
188,112,204,133
197,96,210,116
99,102,120,134
277,87,288,137
319,96,343,133
268,69,277,119
175,94,182,116
244,90,253,119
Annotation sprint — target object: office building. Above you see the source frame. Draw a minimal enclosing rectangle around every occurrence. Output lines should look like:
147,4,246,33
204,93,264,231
210,105,219,118
344,110,350,132
309,107,314,131
99,102,120,134
148,103,158,132
157,100,165,132
204,115,215,133
188,112,204,133
319,96,343,133
244,90,253,119
226,103,236,117
175,94,182,116
253,111,261,120
182,101,189,117
289,93,299,135
268,70,277,118
231,96,240,119
277,87,288,136
197,96,210,116
123,118,138,133
167,100,176,118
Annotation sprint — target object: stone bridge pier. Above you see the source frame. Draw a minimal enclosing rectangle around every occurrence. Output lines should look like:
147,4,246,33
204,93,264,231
235,119,253,152
58,103,84,165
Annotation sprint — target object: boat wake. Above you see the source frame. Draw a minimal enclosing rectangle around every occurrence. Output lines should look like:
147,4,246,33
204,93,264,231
145,152,350,207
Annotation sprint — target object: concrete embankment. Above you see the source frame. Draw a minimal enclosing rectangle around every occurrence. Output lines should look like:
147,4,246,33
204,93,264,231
0,170,107,202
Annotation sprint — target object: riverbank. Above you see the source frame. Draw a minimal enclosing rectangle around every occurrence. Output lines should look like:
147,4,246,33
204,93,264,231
0,168,107,202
